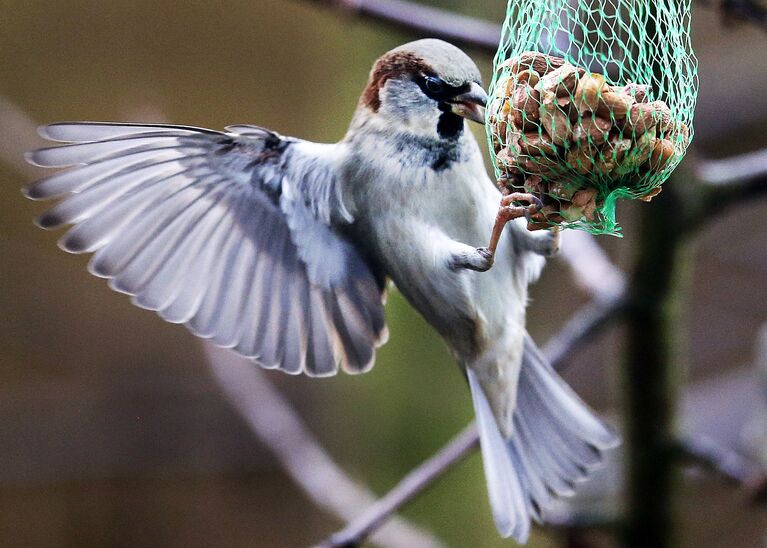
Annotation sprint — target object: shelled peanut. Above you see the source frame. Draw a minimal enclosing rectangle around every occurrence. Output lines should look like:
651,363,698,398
489,51,690,230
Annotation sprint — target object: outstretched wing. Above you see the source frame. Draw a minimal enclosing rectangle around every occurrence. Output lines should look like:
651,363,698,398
25,122,388,376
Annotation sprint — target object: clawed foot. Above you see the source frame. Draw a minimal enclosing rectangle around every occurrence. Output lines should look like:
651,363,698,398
486,192,543,256
451,246,494,272
498,192,543,224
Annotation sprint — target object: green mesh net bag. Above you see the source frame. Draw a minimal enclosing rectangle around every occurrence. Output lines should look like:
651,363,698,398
486,0,699,235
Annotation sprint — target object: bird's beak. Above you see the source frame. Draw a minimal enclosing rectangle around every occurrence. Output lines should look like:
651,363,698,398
449,82,488,125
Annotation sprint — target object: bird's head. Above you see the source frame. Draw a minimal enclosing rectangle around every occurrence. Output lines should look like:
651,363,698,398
359,39,487,140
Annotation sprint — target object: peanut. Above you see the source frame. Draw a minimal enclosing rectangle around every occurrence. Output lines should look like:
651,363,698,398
573,73,606,113
573,114,612,145
504,51,565,76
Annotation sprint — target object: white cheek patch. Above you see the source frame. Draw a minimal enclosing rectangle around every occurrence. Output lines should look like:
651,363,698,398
379,79,442,136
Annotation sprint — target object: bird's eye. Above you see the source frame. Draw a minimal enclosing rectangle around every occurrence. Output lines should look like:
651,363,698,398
424,76,445,94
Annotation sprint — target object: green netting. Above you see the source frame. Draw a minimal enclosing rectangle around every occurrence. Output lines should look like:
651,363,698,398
486,0,699,235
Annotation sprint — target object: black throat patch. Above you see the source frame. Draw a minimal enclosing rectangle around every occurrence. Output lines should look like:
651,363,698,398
436,103,464,141
389,129,468,173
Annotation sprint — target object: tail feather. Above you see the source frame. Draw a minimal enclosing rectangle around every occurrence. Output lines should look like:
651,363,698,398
521,335,618,451
468,368,531,541
468,333,619,541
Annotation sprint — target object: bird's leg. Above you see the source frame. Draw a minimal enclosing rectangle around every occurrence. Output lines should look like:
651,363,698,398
480,193,543,261
449,193,543,272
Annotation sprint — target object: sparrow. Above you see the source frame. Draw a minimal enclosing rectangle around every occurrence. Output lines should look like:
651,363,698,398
24,39,618,542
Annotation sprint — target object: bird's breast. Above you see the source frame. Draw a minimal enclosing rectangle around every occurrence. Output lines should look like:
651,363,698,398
341,135,527,359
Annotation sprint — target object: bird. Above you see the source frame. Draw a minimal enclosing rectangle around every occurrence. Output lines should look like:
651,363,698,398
24,38,618,542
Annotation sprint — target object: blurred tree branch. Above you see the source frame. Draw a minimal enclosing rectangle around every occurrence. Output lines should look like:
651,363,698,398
622,175,690,548
317,423,479,548
304,0,767,55
307,0,500,52
695,149,767,224
678,435,767,498
204,343,444,548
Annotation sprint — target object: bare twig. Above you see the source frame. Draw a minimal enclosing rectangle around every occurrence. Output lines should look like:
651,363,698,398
306,0,501,52
695,149,767,220
318,423,479,548
679,435,764,487
543,294,627,369
305,0,767,58
696,148,767,186
204,343,444,548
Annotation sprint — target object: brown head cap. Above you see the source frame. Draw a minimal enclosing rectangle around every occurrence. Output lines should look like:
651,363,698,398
360,39,482,112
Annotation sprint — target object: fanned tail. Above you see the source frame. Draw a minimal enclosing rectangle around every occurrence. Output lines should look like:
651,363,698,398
467,333,619,542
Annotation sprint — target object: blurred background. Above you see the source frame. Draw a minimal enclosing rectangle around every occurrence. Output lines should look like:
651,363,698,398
1,1,766,546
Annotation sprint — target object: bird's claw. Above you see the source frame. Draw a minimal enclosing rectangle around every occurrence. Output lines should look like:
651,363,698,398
460,246,494,272
452,247,495,272
477,246,494,265
498,192,542,223
485,192,543,257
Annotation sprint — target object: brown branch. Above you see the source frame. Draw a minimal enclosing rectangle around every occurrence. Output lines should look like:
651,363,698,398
305,0,501,52
305,0,767,56
204,343,444,548
678,436,765,489
317,423,479,548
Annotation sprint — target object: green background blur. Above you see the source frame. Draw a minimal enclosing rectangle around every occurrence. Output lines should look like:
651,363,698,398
1,1,767,546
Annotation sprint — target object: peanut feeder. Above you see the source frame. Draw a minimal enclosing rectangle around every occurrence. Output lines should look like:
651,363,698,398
486,0,698,236
488,52,690,234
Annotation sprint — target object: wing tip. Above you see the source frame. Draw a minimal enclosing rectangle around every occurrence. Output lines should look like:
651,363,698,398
375,324,390,348
36,124,53,140
57,232,91,254
20,182,40,200
34,211,62,230
37,122,86,142
340,354,376,375
38,121,114,142
24,149,44,167
303,367,337,378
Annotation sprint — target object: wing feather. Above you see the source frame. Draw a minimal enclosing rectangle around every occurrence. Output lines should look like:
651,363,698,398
189,198,252,339
41,121,220,142
27,122,387,376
